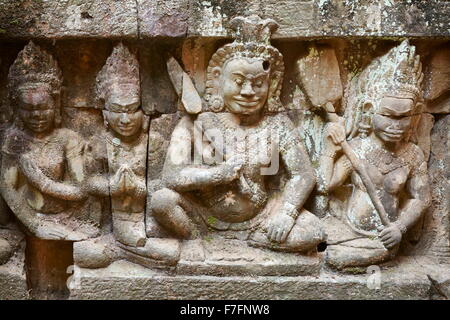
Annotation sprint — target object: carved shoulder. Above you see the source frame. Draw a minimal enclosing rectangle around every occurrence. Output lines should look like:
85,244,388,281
58,128,84,158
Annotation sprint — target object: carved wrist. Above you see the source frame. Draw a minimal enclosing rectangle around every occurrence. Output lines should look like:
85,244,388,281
395,221,408,235
282,203,299,220
321,149,337,158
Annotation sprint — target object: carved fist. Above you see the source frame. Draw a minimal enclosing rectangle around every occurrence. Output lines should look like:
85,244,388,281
380,225,402,249
266,212,295,243
223,154,244,182
18,154,39,177
323,122,346,156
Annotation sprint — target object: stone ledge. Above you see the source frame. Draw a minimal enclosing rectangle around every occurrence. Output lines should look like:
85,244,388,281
0,1,449,39
69,257,450,300
0,0,138,39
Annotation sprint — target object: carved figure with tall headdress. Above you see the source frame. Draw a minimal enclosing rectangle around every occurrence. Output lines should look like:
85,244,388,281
319,40,431,269
84,43,149,247
150,15,325,253
0,41,98,240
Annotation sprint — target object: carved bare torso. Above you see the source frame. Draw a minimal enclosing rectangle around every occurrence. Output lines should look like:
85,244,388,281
345,139,424,233
2,127,83,214
105,132,147,213
191,112,285,223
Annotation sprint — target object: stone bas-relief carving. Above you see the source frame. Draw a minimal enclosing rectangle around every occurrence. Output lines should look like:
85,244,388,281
75,43,180,270
148,15,326,274
318,40,432,270
0,8,448,299
0,41,99,241
89,43,149,247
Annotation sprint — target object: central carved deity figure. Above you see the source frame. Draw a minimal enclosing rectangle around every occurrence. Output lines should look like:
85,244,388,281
151,16,325,253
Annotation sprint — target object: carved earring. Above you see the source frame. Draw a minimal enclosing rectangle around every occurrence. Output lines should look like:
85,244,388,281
142,115,150,131
102,110,109,128
54,110,62,127
15,116,24,130
210,95,224,112
209,67,224,112
359,101,372,138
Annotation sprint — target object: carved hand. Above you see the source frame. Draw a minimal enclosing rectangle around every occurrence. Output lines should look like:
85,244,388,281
323,122,346,156
110,166,127,196
123,166,138,195
222,154,244,182
266,212,295,243
380,225,402,249
19,154,40,177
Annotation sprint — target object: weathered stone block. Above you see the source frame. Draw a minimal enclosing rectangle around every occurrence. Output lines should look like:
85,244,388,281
69,256,445,300
0,0,138,39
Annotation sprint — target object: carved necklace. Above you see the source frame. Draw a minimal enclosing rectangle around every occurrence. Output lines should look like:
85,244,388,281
364,141,413,174
104,131,146,152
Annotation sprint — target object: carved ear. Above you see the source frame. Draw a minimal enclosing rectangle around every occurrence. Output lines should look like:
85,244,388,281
102,110,109,128
52,91,62,127
54,110,62,127
142,115,150,132
358,101,373,137
212,67,221,79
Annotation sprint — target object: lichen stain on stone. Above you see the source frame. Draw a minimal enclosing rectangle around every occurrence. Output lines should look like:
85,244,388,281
64,5,83,31
196,1,226,36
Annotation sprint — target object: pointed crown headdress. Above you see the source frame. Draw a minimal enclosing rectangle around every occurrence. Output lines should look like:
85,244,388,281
96,43,140,106
344,40,424,138
8,41,63,104
205,15,284,112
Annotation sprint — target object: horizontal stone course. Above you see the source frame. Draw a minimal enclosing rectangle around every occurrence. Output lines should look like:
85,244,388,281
0,1,449,39
70,257,448,300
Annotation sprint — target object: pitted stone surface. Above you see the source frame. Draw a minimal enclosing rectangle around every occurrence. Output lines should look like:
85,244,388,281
69,257,443,300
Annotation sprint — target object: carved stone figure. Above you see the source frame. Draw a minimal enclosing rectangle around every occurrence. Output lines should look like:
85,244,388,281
150,15,325,255
0,55,23,267
86,43,149,247
318,40,431,270
77,43,180,269
0,41,98,241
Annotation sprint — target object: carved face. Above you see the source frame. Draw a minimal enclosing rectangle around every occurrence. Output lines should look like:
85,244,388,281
372,96,414,143
17,86,56,134
220,58,270,115
104,84,143,138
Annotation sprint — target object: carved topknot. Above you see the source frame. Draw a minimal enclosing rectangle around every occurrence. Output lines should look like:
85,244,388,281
205,15,284,113
359,40,423,109
8,41,63,98
96,43,140,103
344,40,425,138
230,15,278,46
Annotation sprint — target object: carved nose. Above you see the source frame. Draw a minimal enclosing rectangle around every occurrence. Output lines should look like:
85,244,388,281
389,121,402,130
31,110,44,119
120,113,130,124
240,81,255,97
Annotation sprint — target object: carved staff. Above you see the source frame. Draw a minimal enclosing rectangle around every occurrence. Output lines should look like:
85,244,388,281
297,45,392,227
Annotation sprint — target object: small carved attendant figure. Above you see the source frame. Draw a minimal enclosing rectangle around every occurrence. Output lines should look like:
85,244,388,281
0,41,97,240
319,40,431,269
86,43,149,247
151,15,325,253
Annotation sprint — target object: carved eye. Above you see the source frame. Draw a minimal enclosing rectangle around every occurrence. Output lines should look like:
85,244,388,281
254,80,263,87
235,78,243,85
